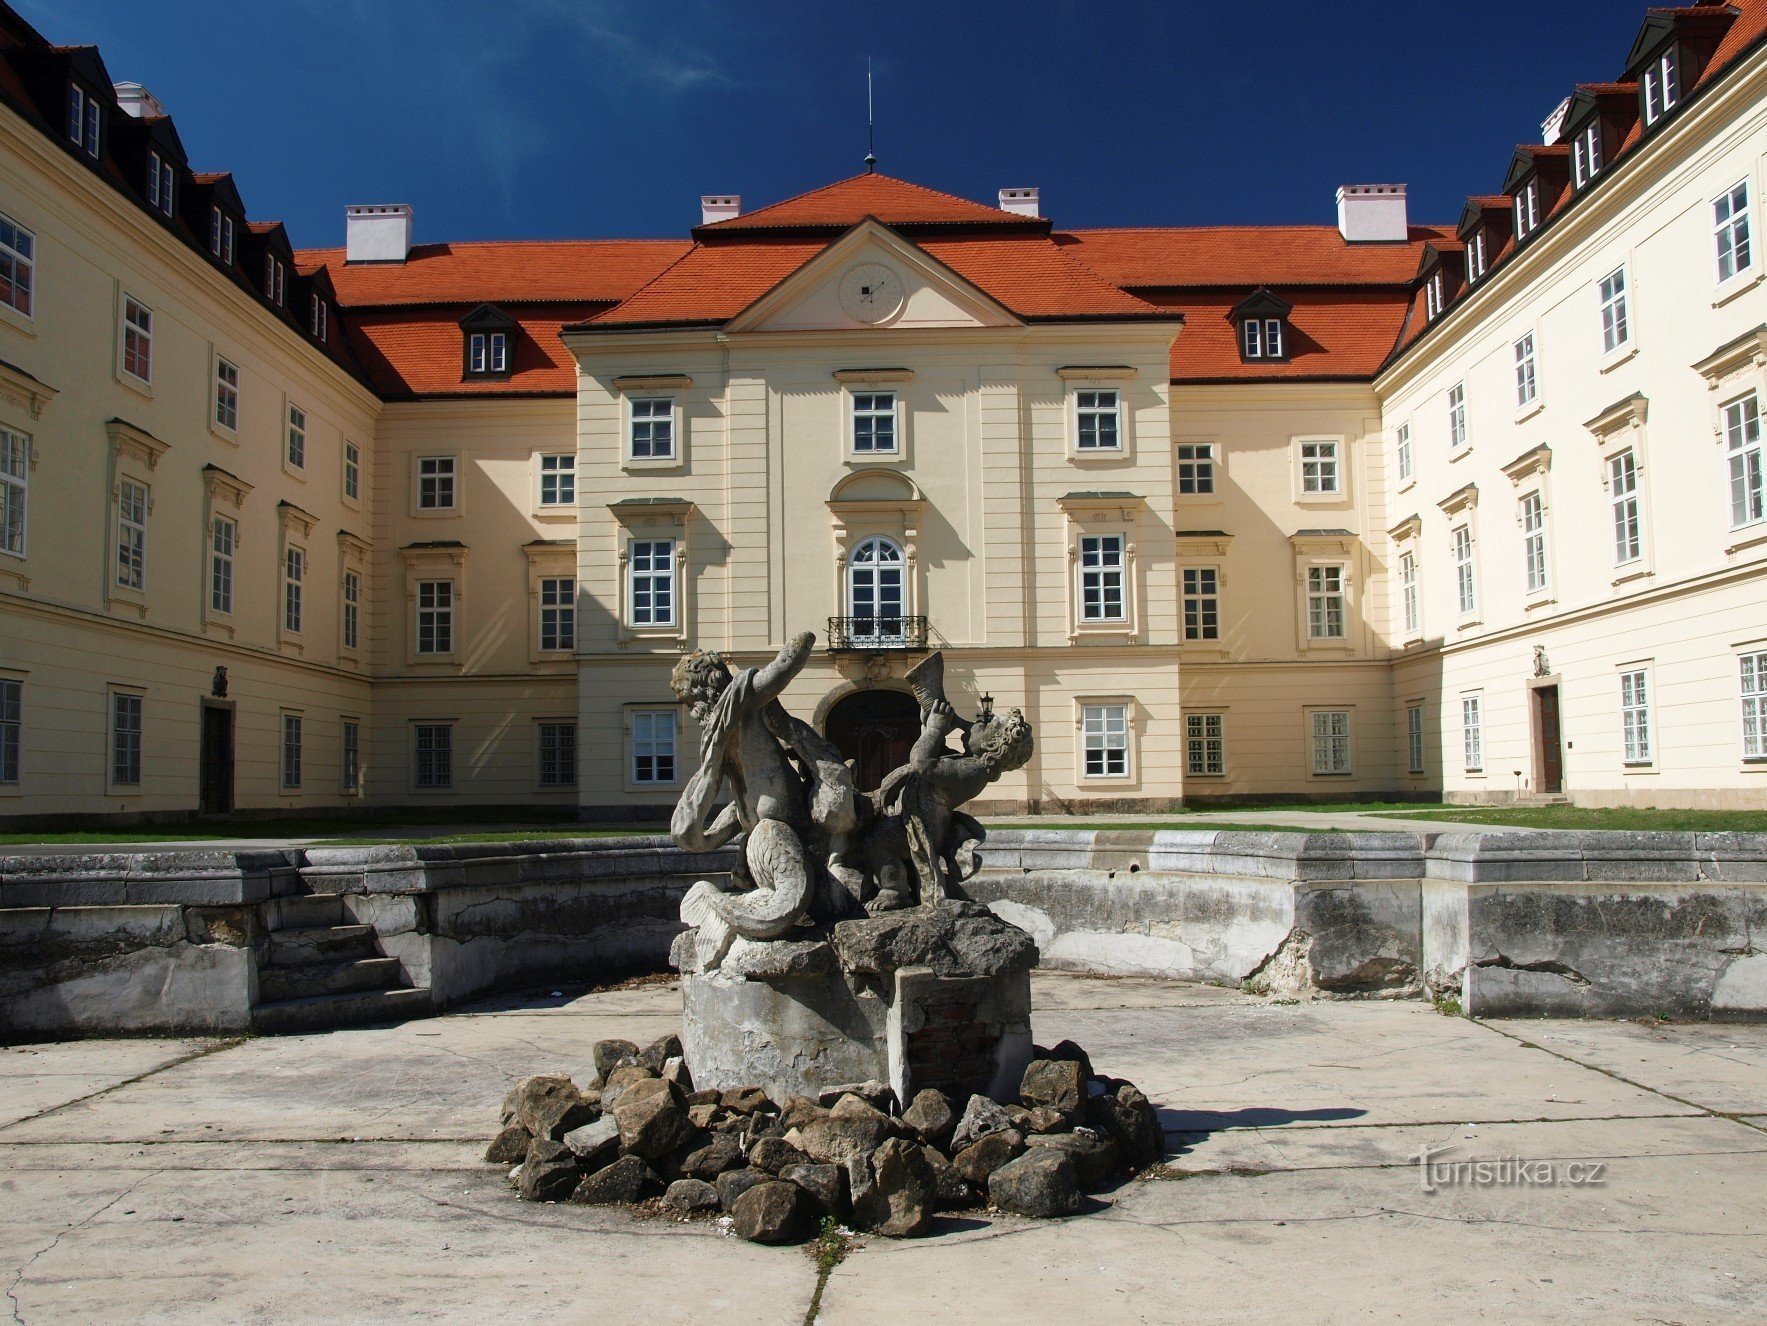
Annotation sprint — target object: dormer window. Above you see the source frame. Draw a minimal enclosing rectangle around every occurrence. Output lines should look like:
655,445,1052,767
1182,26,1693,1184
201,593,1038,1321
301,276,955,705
1466,232,1488,283
209,208,235,264
1232,288,1292,362
460,305,517,379
66,83,101,158
1242,317,1283,359
1513,179,1541,241
1572,120,1603,187
146,151,174,217
1642,46,1679,126
310,294,328,341
264,255,285,306
1425,269,1445,320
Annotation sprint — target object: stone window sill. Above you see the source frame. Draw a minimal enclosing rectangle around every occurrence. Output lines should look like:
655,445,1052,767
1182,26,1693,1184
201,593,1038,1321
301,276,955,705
1514,398,1544,424
1611,567,1653,587
0,302,36,338
1724,525,1767,558
1449,445,1473,464
1599,343,1639,374
1714,266,1763,308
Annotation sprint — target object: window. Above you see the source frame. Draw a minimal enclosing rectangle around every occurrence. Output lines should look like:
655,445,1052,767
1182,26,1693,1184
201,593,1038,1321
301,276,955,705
540,576,575,651
847,537,904,643
1514,179,1540,240
214,359,239,431
1642,45,1679,126
1452,525,1476,615
1741,652,1767,759
1400,551,1419,635
311,294,328,341
1520,492,1548,594
416,580,453,654
539,722,578,787
1395,422,1412,484
1299,439,1340,494
1725,393,1764,528
265,254,285,305
629,397,674,460
146,150,174,217
1466,231,1487,283
1573,120,1603,187
210,516,235,614
1425,270,1445,320
1082,703,1129,778
122,297,152,384
414,724,452,789
116,480,147,590
342,721,360,793
417,457,456,510
539,454,575,506
1074,389,1120,451
0,677,17,784
283,546,305,634
1181,568,1219,642
343,441,361,502
1448,382,1468,452
1461,696,1483,772
66,83,101,157
1715,180,1753,284
342,570,360,650
1514,333,1537,409
111,692,141,786
1078,534,1126,622
1599,267,1629,354
281,714,302,789
467,330,508,376
1620,669,1652,764
1310,710,1351,775
1242,318,1283,359
630,711,676,785
1407,704,1426,774
851,392,898,454
0,211,33,317
629,540,675,627
286,405,306,469
1176,444,1215,495
1609,450,1642,564
209,208,235,264
1185,713,1224,777
0,428,26,558
1306,565,1345,639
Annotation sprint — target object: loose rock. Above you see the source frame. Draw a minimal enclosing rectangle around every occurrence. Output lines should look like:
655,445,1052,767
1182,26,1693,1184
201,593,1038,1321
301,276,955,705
848,1137,935,1238
1027,1107,1069,1135
613,1089,692,1160
681,1134,745,1180
601,1063,659,1108
989,1148,1080,1217
1025,1128,1121,1190
485,1123,531,1165
920,1143,972,1209
795,1112,892,1167
781,1162,846,1217
902,1089,956,1149
686,1102,721,1130
638,1034,684,1075
572,1154,654,1205
716,1166,771,1212
663,1178,721,1215
516,1138,579,1202
732,1180,809,1245
512,1075,597,1141
1044,1039,1095,1080
778,1096,826,1132
749,1136,808,1175
1087,1085,1163,1169
951,1094,1016,1150
591,1039,639,1084
1020,1059,1086,1123
816,1081,897,1113
561,1115,622,1170
661,1056,693,1091
953,1129,1024,1185
720,1086,771,1115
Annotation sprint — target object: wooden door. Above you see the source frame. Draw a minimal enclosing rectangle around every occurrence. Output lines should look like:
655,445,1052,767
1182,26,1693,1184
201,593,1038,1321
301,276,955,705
200,705,234,814
1534,686,1563,794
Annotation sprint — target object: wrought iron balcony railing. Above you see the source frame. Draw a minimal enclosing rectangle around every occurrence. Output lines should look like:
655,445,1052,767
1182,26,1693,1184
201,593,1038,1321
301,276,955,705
825,615,929,652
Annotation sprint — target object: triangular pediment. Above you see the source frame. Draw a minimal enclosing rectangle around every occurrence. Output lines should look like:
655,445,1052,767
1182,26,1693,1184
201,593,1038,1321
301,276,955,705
728,221,1022,334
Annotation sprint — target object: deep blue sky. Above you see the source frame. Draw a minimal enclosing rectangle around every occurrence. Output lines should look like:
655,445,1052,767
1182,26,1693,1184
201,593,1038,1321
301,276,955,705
28,1,1654,248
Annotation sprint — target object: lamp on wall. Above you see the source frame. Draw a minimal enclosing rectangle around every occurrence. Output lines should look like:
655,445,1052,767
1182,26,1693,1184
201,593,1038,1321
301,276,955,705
978,692,994,721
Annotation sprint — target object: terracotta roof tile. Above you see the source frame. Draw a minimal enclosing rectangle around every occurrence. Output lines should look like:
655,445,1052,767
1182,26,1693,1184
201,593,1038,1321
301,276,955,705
697,172,1036,233
587,239,827,326
1155,289,1417,383
1055,225,1456,288
343,304,604,398
295,239,691,308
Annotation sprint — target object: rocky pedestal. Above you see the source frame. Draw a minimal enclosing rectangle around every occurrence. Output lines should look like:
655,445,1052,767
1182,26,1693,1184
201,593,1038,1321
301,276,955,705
675,902,1036,1105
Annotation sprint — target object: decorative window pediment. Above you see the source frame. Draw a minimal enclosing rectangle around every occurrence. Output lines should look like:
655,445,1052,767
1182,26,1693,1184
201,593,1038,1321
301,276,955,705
1692,325,1767,390
105,417,168,471
1437,484,1479,518
1585,391,1648,443
1057,490,1145,523
1387,514,1422,543
0,358,57,421
202,463,252,510
1174,529,1232,558
277,500,316,539
1501,444,1553,485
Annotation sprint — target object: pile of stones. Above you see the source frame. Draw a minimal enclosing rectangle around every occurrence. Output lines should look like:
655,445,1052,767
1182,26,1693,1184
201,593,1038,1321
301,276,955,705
487,1033,1163,1245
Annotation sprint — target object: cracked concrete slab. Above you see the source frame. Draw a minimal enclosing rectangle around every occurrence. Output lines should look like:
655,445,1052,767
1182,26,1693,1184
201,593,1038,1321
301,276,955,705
1484,1018,1767,1117
0,1039,219,1128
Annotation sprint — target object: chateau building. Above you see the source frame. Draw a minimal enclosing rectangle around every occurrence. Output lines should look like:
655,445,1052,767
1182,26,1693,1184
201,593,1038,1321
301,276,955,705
0,0,1763,823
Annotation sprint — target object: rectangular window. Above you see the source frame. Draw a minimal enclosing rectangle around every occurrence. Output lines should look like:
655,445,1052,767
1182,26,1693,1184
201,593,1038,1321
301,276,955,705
540,576,575,651
1514,333,1537,408
1514,179,1540,239
417,457,456,510
1400,550,1419,635
265,255,285,305
67,83,101,157
111,691,141,786
311,294,327,341
1395,422,1412,484
214,359,239,431
1452,525,1476,615
1620,669,1652,764
1185,713,1224,777
1520,492,1548,594
116,480,147,590
630,540,675,627
630,711,676,785
0,211,33,317
1741,651,1767,759
286,405,306,469
1299,439,1340,494
1181,567,1219,642
1074,389,1121,451
1425,270,1445,320
1078,534,1126,622
1081,703,1129,778
416,580,453,654
281,713,302,789
0,428,26,558
1241,318,1283,359
540,722,578,787
1306,565,1345,639
851,392,898,454
1643,46,1679,125
1573,120,1603,187
539,454,575,506
283,546,304,633
1610,449,1642,564
209,208,235,264
146,150,174,216
629,397,675,460
342,570,361,650
1726,393,1764,528
1466,231,1487,282
467,331,507,376
1407,703,1426,774
1461,696,1483,772
122,297,152,383
1716,180,1753,284
1599,267,1629,354
1447,383,1468,452
343,441,361,502
1176,443,1215,495
210,516,235,614
0,677,17,783
413,723,452,789
341,720,360,793
1310,710,1351,775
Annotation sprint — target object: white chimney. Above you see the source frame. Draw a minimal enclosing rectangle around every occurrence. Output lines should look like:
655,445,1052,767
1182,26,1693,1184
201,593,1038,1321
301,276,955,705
345,204,413,263
1540,95,1573,146
700,194,741,225
998,187,1040,218
112,82,167,119
1335,184,1408,243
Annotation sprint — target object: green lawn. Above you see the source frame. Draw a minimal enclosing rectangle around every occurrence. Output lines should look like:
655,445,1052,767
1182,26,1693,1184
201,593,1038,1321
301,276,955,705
0,815,660,847
993,820,1347,834
1370,806,1767,832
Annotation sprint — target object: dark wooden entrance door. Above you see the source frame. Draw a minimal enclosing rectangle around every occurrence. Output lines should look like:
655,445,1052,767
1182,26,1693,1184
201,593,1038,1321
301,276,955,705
200,705,234,814
825,689,920,794
1533,685,1563,794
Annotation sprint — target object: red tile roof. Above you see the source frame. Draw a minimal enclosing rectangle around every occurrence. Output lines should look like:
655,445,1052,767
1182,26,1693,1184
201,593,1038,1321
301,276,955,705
343,305,603,398
1155,289,1417,383
695,172,1039,234
585,239,828,326
1056,225,1455,288
295,240,691,308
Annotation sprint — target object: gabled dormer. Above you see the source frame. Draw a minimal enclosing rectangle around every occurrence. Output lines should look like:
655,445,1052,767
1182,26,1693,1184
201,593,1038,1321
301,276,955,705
1560,83,1639,190
460,304,517,379
1456,196,1514,286
1418,242,1465,323
304,267,338,350
192,172,244,271
1625,3,1736,132
1503,145,1570,247
247,220,294,311
113,105,187,226
10,44,115,166
1232,288,1291,361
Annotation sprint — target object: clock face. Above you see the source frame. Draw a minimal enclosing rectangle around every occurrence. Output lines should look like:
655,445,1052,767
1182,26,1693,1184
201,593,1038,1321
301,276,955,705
839,263,905,324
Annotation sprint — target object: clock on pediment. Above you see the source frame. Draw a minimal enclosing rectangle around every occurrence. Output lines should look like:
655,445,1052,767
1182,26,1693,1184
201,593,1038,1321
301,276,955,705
838,263,904,324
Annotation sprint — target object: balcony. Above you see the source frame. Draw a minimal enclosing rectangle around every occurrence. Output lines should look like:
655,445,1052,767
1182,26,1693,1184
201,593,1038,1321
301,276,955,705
825,616,929,652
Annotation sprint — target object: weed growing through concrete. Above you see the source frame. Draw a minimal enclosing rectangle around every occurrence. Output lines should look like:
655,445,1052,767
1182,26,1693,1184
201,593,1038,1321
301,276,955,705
1432,992,1464,1017
803,1218,858,1324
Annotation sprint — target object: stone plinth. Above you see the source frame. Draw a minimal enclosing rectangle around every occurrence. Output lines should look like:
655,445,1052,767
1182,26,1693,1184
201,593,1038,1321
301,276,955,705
677,902,1037,1103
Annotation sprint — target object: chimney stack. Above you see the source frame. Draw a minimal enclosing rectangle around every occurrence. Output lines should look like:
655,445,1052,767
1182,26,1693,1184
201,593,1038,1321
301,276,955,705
1335,184,1408,243
998,187,1040,218
700,195,741,226
345,204,413,263
112,82,167,119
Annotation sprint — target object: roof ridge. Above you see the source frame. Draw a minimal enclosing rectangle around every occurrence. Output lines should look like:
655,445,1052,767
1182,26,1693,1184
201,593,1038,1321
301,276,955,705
586,240,711,323
294,236,687,259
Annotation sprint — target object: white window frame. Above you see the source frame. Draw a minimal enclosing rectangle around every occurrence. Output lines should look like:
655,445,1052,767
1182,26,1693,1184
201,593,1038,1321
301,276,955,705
1599,266,1631,357
214,357,240,434
343,441,361,504
1305,564,1346,640
538,453,575,508
1461,695,1483,773
342,568,361,652
311,293,328,341
1309,709,1352,776
1080,702,1131,780
341,719,361,794
539,721,579,789
0,427,27,560
67,83,101,157
1185,712,1224,778
1520,491,1549,596
265,254,285,306
415,456,457,512
1298,438,1341,496
845,536,907,644
1466,231,1487,283
413,723,453,791
850,389,900,456
146,150,174,217
1514,179,1540,240
121,296,153,386
1181,566,1219,642
1406,703,1426,775
1399,550,1419,637
110,688,142,789
629,709,678,787
1242,317,1283,359
1643,46,1679,126
1176,443,1216,496
627,396,677,462
1395,422,1413,486
209,208,235,265
0,210,34,319
1573,120,1603,187
0,675,19,785
280,712,303,791
1715,178,1754,288
209,514,235,616
283,545,305,635
1452,524,1476,616
286,404,306,471
1609,448,1644,566
539,576,575,652
628,539,676,628
1077,533,1127,623
1072,388,1123,454
116,478,147,591
1740,650,1767,761
1724,391,1764,529
1513,332,1538,411
1425,270,1444,320
1620,667,1653,766
415,579,454,655
1447,382,1469,454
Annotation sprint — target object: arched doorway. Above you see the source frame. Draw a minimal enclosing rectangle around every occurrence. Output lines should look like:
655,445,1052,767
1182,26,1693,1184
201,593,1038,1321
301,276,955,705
825,688,920,793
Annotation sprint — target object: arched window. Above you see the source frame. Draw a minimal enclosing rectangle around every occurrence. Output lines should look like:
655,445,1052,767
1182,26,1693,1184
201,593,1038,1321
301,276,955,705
846,537,904,645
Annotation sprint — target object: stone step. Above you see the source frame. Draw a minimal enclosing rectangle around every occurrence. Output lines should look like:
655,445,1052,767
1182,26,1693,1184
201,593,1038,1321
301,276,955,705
268,893,347,931
257,956,405,1004
252,986,433,1036
265,924,378,967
